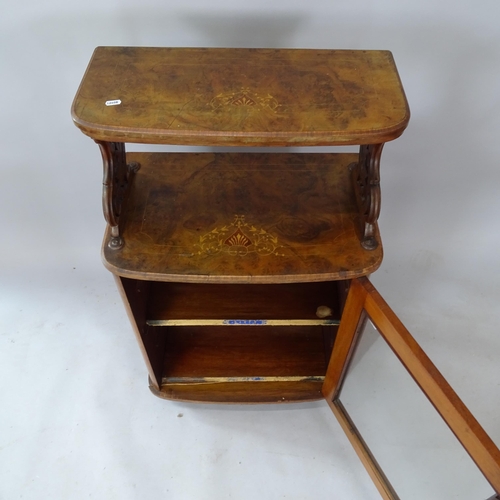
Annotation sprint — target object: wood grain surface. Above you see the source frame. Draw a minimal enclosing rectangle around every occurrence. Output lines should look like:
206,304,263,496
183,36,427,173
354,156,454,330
102,152,383,282
72,47,409,146
162,326,327,378
146,281,340,320
155,323,330,404
150,380,324,404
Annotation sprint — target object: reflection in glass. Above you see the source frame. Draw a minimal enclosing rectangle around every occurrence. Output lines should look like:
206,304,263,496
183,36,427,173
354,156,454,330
340,318,494,499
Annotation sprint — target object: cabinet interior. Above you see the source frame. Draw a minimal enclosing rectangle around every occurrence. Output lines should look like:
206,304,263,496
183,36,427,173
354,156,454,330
120,278,347,403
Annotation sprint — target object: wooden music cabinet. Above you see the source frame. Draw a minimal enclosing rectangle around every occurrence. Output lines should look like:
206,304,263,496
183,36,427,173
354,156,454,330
72,47,500,499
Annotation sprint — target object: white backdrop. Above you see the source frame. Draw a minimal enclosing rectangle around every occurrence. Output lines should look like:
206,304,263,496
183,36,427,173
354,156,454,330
1,1,499,498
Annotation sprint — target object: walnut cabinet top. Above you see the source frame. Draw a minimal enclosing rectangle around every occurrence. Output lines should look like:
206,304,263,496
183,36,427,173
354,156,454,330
71,47,409,146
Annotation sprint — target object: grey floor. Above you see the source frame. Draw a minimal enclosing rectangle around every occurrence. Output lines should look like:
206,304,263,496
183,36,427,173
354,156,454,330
2,1,500,499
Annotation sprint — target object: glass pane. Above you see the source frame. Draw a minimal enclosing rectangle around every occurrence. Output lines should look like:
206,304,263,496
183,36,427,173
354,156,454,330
340,317,494,499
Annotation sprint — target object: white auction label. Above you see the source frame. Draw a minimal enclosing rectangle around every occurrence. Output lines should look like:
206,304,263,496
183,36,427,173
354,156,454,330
105,99,121,106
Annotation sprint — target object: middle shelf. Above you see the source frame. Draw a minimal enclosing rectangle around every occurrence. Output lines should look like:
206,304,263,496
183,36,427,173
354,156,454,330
103,152,383,283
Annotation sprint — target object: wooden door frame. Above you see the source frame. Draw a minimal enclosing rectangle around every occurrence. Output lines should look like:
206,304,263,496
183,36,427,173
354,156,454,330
322,277,500,499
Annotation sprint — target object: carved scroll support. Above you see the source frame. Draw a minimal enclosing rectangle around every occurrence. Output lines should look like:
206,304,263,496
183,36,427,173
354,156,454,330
96,141,140,250
350,143,384,250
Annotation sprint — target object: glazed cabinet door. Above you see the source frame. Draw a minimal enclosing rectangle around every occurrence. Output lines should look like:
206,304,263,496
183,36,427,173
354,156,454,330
322,277,500,500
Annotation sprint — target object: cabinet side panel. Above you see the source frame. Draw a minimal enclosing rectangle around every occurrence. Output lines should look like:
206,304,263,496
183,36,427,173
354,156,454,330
114,276,165,389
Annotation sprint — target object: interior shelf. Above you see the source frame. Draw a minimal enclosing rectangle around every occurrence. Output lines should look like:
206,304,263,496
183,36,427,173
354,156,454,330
154,326,331,403
119,277,343,403
146,281,340,321
103,152,382,283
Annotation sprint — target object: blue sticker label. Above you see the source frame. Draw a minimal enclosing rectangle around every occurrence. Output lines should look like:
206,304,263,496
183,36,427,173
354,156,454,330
223,319,267,325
